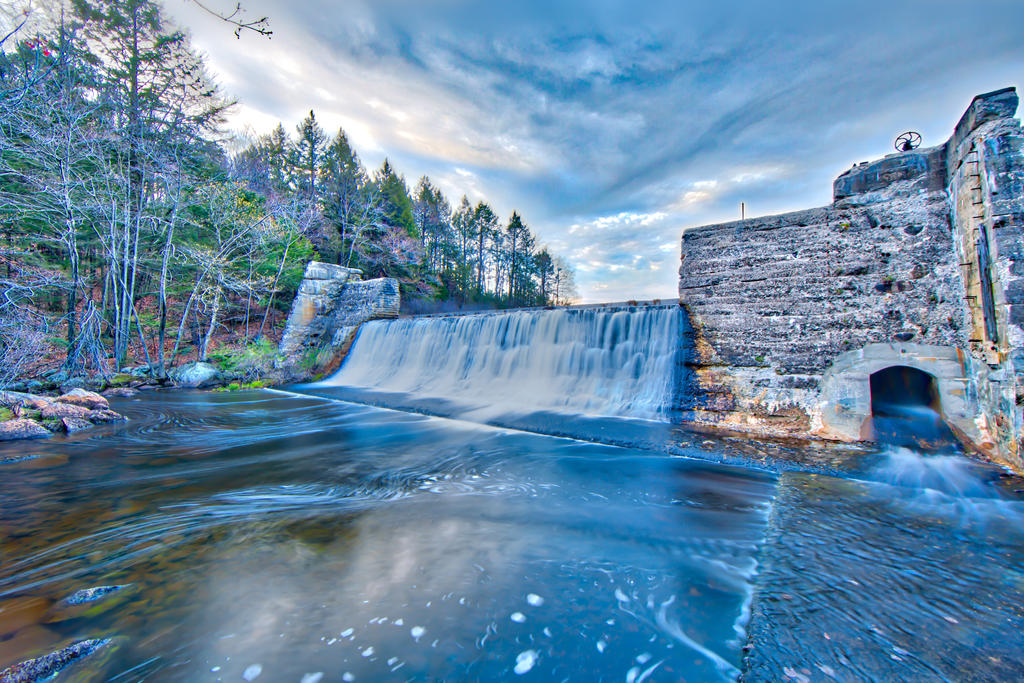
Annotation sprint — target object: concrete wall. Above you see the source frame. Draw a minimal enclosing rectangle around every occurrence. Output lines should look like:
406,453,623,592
679,88,1024,472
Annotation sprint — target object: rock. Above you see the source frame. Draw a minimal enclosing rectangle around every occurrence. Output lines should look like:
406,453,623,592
58,376,90,392
87,409,125,424
61,417,93,433
0,420,50,442
41,403,92,421
56,389,109,411
0,392,51,411
42,369,69,383
0,638,111,683
169,362,221,388
23,381,42,393
59,585,129,607
102,387,138,398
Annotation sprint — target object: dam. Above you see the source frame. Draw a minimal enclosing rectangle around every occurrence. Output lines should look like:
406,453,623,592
3,92,1024,683
284,86,1024,474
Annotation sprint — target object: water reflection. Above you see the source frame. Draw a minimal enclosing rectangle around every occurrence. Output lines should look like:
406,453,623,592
0,391,772,681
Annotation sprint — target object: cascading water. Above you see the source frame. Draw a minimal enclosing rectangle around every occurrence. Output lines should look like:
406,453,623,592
320,305,686,420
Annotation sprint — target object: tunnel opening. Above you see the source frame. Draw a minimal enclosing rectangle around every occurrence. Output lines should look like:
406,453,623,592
869,366,960,451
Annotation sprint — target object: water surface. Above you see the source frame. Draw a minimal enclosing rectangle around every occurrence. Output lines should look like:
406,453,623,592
0,390,1021,682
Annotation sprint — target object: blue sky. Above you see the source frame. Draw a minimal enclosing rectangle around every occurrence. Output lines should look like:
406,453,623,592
170,0,1024,302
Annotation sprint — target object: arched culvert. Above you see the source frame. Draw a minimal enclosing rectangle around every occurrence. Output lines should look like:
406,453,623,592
869,366,940,416
868,365,958,449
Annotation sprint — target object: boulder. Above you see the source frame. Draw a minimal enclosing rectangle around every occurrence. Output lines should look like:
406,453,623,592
0,391,51,411
42,369,69,383
169,362,221,388
0,638,112,683
88,409,125,424
41,402,92,421
0,419,50,441
57,389,109,411
103,387,138,398
61,417,94,433
58,376,91,392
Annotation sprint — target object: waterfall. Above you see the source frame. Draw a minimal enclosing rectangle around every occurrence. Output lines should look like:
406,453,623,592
320,305,686,420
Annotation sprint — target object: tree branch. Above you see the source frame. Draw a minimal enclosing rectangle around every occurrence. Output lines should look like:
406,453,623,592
184,1,272,39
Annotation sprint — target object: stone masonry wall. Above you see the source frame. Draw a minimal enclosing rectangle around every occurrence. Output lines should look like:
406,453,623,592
279,261,400,377
678,88,1024,471
678,176,967,434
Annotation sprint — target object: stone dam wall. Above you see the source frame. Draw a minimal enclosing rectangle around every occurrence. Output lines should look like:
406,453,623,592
679,87,1024,471
279,262,400,377
278,89,1024,473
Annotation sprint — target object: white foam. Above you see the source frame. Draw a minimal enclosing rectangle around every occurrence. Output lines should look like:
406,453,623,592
511,612,526,623
514,649,538,675
300,674,324,683
411,626,426,641
527,593,544,606
242,664,262,681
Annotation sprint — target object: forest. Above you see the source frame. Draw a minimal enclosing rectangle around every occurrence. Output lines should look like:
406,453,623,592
0,0,577,387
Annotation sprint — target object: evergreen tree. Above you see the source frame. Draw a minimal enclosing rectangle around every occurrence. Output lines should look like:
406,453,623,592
320,128,367,263
472,201,498,292
375,160,415,235
294,110,326,199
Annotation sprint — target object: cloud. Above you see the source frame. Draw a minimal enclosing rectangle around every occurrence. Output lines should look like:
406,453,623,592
168,0,1024,302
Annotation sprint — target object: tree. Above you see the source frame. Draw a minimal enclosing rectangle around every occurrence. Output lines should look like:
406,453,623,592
321,128,368,264
72,0,230,368
375,160,415,236
293,110,325,200
533,249,554,301
472,201,498,293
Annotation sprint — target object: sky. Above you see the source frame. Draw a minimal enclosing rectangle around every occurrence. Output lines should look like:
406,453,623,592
167,0,1024,303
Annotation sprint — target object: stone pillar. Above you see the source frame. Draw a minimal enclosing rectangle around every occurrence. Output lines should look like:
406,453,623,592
278,262,401,379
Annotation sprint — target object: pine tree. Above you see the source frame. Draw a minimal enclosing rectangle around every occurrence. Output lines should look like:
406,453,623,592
294,110,326,200
472,201,498,293
375,160,415,235
321,128,367,263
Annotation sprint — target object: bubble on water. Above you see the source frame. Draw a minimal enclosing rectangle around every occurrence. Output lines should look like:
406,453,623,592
341,628,354,637
514,649,537,675
342,674,355,682
243,664,262,681
411,626,426,641
361,647,374,657
527,593,544,606
394,618,404,626
300,674,324,683
626,666,640,683
543,627,552,637
511,612,526,623
636,653,651,664
387,657,399,666
210,666,221,672
596,640,607,653
614,588,629,603
327,638,337,645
